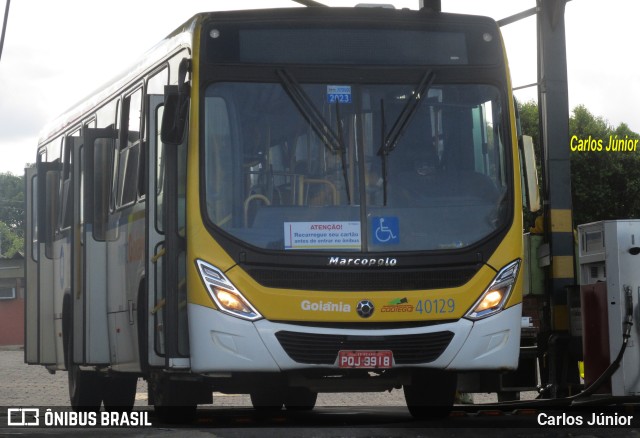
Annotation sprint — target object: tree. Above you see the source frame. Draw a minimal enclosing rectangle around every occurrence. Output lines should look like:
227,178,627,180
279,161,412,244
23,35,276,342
518,100,542,229
517,101,640,227
0,172,24,236
0,172,24,257
569,106,640,225
518,100,540,158
0,221,23,257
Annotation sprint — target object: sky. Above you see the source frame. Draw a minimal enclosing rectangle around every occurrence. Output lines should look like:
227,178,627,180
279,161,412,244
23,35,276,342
0,0,638,175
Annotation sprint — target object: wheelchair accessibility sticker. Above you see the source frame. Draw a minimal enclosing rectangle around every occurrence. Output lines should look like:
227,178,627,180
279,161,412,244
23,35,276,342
371,217,400,245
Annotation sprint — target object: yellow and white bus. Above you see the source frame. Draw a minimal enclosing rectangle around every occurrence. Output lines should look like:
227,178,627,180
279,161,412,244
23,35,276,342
25,5,528,419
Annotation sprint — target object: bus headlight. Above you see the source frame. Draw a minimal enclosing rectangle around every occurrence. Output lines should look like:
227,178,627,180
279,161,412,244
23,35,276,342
196,260,262,321
464,260,520,321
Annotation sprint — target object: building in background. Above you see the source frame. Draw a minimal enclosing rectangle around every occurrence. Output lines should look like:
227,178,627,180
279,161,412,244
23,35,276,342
0,253,24,345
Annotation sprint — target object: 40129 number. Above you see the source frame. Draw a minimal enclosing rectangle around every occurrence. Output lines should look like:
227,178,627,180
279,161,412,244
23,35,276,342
415,298,455,315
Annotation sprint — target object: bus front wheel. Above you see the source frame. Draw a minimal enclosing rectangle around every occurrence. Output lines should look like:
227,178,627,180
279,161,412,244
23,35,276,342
284,387,317,411
403,369,457,420
250,389,284,411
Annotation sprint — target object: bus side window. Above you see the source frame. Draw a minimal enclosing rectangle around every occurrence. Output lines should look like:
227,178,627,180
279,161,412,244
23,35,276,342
89,104,117,242
32,149,46,260
148,67,169,232
204,96,233,227
471,97,506,188
44,162,61,259
93,135,115,241
116,87,143,208
30,173,38,262
58,131,79,231
38,138,62,259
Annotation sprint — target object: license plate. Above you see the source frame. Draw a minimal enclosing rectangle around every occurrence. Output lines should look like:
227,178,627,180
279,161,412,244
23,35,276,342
338,350,393,369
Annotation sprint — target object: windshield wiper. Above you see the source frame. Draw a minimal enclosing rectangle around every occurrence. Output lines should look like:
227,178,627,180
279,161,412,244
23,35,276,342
277,69,351,203
379,70,436,155
378,71,436,205
334,99,351,204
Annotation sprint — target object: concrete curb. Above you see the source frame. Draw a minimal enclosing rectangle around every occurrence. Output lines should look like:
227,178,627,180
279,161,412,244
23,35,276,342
0,344,24,351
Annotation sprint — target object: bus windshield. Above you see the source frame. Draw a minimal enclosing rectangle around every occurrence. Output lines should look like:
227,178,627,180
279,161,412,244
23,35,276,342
203,76,509,252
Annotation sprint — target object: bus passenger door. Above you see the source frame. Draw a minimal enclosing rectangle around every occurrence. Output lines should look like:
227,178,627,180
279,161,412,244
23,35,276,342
25,161,61,366
25,165,38,363
73,127,117,366
24,164,55,365
145,94,166,368
146,93,190,370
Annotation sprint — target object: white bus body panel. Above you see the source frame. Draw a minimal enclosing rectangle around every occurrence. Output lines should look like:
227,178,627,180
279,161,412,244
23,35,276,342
447,303,521,370
106,214,127,368
52,237,70,369
187,302,521,373
82,227,110,364
106,208,145,371
37,243,57,365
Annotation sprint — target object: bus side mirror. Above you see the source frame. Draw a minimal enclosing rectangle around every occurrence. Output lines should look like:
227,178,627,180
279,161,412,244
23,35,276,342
161,58,191,146
520,135,541,213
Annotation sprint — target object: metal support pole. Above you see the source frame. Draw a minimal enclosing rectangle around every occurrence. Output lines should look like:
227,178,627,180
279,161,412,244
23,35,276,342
537,0,579,396
419,0,441,12
0,0,11,62
291,0,328,7
497,6,537,27
537,0,574,330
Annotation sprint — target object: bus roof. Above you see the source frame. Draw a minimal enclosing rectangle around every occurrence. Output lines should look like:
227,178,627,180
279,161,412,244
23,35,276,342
38,7,499,145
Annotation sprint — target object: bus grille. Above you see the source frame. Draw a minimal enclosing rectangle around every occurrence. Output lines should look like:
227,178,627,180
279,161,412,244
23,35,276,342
274,330,454,365
245,267,476,291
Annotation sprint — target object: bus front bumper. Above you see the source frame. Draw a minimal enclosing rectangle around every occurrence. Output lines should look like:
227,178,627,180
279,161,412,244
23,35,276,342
187,303,522,373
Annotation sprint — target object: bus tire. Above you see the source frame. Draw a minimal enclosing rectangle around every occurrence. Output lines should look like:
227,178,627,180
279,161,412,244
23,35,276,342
149,375,199,423
250,390,284,411
62,294,72,371
136,281,149,376
154,405,197,424
284,387,317,411
103,374,138,412
66,314,104,412
497,391,520,402
403,369,457,420
68,363,104,412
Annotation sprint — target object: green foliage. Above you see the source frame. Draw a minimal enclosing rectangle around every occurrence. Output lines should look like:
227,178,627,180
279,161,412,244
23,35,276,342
517,101,640,227
569,104,611,140
569,105,640,225
518,100,540,157
0,221,23,257
0,172,24,237
0,172,24,257
517,100,542,229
